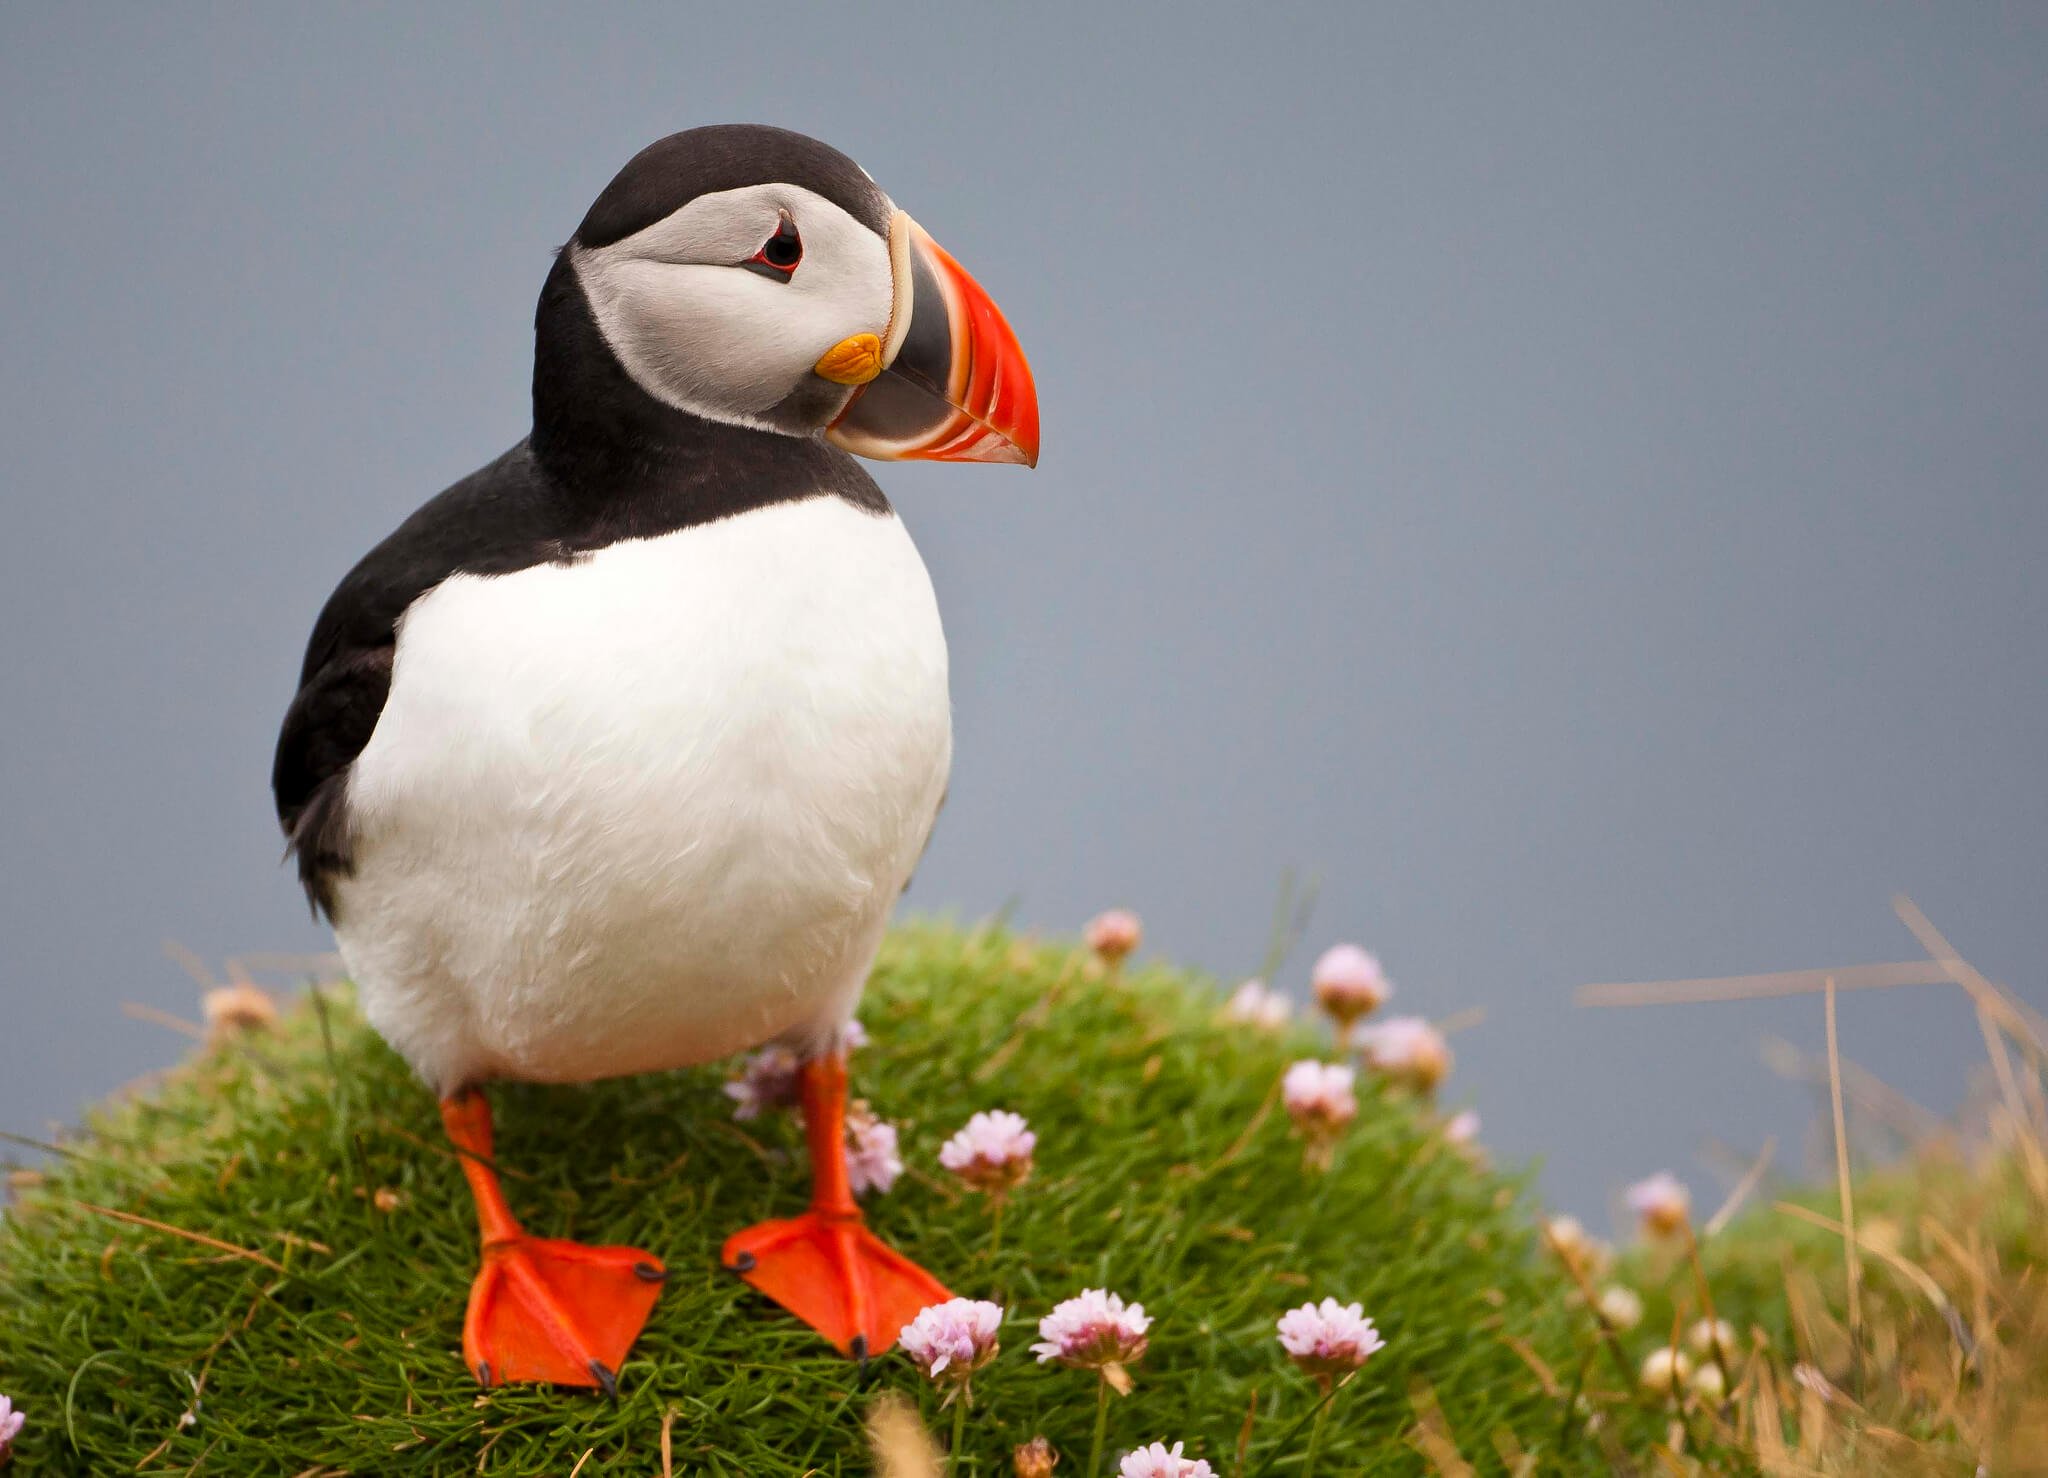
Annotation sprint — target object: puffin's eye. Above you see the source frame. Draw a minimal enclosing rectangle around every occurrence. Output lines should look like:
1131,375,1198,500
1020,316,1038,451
744,215,803,279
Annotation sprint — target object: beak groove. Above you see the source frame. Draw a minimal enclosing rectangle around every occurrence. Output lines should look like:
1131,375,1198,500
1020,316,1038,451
826,213,1039,467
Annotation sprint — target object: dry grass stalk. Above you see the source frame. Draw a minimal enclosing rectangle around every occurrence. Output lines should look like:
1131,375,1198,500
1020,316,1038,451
1822,980,1864,1386
1701,1136,1775,1238
866,1392,943,1478
1578,902,2046,1470
1577,961,1957,1010
1406,1380,1477,1476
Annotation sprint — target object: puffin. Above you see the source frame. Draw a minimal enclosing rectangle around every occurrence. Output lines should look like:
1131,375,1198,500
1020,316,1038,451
271,124,1038,1391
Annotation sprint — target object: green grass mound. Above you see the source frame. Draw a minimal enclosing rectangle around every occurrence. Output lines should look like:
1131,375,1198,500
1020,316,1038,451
0,923,1589,1474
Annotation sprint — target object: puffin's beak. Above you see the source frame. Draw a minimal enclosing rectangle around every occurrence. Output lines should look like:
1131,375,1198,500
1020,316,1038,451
825,213,1039,467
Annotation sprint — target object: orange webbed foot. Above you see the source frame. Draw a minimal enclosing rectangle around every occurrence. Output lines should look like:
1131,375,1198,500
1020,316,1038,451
723,1211,949,1357
464,1236,667,1393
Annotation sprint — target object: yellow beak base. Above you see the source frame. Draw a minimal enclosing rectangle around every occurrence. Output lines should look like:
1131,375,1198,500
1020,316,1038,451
813,333,884,386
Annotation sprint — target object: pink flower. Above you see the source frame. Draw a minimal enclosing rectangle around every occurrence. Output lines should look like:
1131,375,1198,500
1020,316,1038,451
899,1298,1004,1398
1282,1060,1357,1131
1283,1060,1357,1171
721,1028,868,1121
845,1101,902,1197
1085,909,1143,965
1357,1015,1452,1093
1118,1442,1214,1478
1222,978,1291,1030
1033,1288,1152,1373
1444,1109,1481,1146
202,982,278,1034
722,1045,801,1121
0,1395,21,1454
1311,944,1391,1032
939,1110,1036,1195
1276,1298,1386,1387
1625,1172,1692,1237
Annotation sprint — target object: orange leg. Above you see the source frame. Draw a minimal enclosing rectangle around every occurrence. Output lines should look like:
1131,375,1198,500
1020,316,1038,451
721,1052,950,1357
440,1091,666,1393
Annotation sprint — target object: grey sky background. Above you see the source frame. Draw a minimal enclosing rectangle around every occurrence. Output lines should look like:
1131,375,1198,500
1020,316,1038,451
4,4,2043,1227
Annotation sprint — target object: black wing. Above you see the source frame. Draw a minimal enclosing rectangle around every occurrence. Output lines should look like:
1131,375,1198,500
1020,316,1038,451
272,442,569,914
272,416,892,915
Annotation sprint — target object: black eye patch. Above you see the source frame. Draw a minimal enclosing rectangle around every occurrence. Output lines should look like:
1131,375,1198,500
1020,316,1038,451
741,214,802,280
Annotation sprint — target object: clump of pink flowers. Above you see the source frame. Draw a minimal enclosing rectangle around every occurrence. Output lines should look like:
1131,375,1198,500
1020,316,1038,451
1221,978,1291,1030
0,1395,22,1463
939,1110,1037,1197
845,1100,902,1197
1625,1171,1692,1238
1034,1287,1152,1390
1118,1442,1214,1478
899,1298,1004,1404
1281,1060,1357,1170
1085,909,1143,969
1276,1298,1386,1391
723,1045,801,1120
722,1023,868,1121
1310,944,1391,1044
1356,1015,1452,1094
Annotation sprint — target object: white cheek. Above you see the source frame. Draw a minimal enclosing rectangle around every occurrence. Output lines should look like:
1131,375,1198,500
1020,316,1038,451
600,260,829,416
571,187,895,427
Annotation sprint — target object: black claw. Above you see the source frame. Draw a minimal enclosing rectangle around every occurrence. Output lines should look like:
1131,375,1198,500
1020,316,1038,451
589,1359,619,1401
475,1361,493,1388
634,1261,670,1283
730,1250,757,1273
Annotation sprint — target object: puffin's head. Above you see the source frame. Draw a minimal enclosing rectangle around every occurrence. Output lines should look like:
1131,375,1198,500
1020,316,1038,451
563,124,1038,466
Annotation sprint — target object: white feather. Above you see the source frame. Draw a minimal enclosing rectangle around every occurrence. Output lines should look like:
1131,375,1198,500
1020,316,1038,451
331,496,951,1096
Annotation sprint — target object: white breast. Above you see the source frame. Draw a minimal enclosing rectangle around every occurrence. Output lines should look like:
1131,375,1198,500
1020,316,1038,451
332,495,952,1094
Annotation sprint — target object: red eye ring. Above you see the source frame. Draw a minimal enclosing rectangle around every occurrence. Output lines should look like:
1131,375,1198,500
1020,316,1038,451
747,214,802,277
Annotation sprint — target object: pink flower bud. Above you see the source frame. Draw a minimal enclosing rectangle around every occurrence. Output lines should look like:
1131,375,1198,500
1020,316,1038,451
203,982,278,1034
1013,1436,1059,1478
1625,1172,1692,1237
1084,909,1143,965
1221,979,1291,1030
1356,1015,1452,1093
1310,944,1391,1031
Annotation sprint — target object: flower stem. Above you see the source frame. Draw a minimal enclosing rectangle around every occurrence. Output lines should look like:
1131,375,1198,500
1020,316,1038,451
990,1193,1005,1260
1086,1374,1111,1477
1302,1396,1331,1478
948,1395,969,1477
